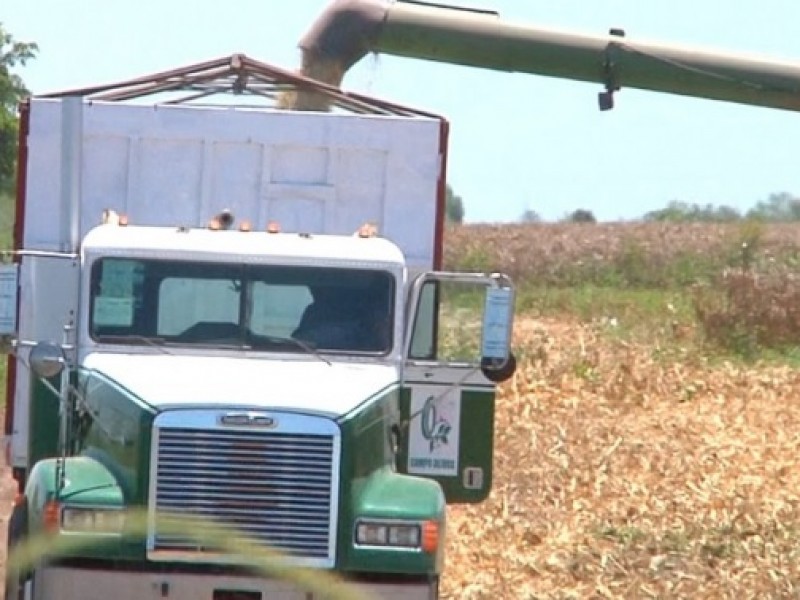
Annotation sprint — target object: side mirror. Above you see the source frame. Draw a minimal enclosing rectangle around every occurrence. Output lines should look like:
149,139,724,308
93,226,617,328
29,342,66,379
480,286,516,382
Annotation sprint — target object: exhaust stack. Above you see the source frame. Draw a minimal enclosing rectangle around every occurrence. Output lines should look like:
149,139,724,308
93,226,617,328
299,0,800,112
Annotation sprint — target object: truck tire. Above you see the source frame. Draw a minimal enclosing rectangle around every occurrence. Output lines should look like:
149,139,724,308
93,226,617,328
5,499,29,600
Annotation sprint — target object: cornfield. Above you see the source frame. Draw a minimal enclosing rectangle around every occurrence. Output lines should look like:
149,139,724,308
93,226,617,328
443,221,800,287
439,221,800,598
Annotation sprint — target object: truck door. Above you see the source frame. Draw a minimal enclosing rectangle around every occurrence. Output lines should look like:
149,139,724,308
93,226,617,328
398,272,515,503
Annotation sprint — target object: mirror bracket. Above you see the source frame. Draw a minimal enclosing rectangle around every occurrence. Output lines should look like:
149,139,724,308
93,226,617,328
29,342,67,379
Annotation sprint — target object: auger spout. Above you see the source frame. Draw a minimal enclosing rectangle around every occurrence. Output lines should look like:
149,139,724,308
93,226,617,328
300,0,800,112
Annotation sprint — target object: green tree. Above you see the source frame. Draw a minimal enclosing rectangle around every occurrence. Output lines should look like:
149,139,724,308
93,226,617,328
567,208,596,223
445,184,464,224
746,192,800,222
1,23,38,193
519,209,541,223
712,204,742,222
643,200,741,223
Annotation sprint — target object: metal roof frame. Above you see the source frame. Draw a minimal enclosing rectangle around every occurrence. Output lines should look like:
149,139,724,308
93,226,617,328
34,53,445,119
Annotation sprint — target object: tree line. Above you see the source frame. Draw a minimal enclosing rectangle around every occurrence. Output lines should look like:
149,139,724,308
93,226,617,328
640,194,800,223
446,193,800,226
513,194,800,225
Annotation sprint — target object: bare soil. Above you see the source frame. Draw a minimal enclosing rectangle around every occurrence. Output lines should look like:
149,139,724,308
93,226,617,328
441,317,800,598
0,463,16,600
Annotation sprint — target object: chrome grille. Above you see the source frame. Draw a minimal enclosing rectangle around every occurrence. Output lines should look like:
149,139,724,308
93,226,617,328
149,412,339,567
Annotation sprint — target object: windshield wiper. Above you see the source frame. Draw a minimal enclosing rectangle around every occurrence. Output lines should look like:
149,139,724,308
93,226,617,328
96,332,333,366
248,334,332,366
94,335,172,355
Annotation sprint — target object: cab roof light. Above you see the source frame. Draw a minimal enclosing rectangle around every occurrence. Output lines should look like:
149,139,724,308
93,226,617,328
266,221,281,234
208,209,234,231
239,220,252,232
356,222,378,238
101,209,128,226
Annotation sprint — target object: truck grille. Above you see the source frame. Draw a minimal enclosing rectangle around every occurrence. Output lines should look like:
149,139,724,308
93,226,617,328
149,411,340,567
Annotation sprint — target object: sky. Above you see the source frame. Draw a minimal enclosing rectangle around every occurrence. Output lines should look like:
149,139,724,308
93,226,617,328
5,1,800,223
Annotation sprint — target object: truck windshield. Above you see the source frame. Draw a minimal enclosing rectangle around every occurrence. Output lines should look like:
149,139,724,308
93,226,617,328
89,258,395,355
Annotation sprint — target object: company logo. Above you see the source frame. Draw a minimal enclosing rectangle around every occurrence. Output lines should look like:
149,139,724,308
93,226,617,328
420,395,452,452
218,412,277,428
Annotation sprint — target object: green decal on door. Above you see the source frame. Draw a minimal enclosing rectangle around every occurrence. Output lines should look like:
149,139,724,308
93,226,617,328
408,386,460,476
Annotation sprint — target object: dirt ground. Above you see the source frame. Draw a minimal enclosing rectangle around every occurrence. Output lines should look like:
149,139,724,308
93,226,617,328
440,317,800,598
0,464,16,600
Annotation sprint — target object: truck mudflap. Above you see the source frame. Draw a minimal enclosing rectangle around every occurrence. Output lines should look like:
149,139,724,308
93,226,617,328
31,565,439,600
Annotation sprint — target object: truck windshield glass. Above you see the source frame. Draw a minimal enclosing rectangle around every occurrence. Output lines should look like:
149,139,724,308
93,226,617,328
89,258,394,355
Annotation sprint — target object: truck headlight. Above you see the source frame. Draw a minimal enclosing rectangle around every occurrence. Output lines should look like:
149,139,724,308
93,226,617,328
356,521,390,545
61,506,126,534
355,520,426,549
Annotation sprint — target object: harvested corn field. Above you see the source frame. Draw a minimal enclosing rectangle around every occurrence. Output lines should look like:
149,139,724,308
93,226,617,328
440,315,800,598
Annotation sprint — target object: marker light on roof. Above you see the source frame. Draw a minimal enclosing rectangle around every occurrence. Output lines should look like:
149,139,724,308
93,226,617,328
208,210,235,231
239,220,252,232
357,223,378,238
101,209,128,226
266,221,281,234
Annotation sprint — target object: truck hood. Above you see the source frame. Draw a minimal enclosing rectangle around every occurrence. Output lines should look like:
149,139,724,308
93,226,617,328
81,353,400,418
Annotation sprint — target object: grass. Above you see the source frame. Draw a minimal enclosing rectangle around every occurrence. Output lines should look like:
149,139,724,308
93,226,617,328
0,191,13,250
517,286,693,333
446,221,800,361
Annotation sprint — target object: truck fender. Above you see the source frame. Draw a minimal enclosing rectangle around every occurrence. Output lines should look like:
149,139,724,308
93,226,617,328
24,456,125,534
354,467,447,569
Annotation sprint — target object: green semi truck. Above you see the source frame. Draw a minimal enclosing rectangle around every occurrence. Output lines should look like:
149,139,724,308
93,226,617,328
2,56,515,599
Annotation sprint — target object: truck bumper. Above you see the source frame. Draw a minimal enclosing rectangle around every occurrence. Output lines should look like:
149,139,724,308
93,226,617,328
33,565,438,600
